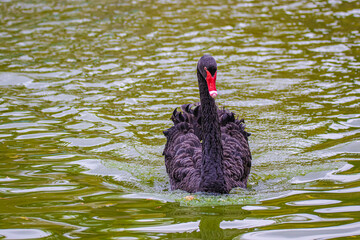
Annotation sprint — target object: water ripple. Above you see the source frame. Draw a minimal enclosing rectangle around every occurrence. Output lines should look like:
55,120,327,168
241,222,360,240
0,0,359,238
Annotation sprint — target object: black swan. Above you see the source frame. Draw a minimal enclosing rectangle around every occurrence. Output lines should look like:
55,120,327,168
163,55,252,194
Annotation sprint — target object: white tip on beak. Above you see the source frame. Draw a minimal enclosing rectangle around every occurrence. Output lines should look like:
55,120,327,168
210,91,217,98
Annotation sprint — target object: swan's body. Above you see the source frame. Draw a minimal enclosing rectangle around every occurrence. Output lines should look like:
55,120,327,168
163,55,252,194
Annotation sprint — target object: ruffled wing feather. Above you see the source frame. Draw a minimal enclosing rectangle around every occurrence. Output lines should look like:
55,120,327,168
163,104,251,192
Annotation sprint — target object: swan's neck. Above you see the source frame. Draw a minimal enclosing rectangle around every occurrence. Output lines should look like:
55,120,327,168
197,71,228,193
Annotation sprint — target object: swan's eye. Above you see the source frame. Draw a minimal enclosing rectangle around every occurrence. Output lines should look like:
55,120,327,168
204,66,216,77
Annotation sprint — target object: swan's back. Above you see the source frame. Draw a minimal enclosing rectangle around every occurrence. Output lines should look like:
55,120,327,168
163,104,251,192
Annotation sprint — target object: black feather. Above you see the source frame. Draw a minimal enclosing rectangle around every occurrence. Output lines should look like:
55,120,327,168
163,104,252,193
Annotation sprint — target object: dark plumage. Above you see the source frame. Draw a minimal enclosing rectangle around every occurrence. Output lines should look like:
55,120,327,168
163,55,252,194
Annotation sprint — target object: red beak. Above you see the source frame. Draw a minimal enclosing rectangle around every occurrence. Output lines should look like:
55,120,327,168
205,69,217,98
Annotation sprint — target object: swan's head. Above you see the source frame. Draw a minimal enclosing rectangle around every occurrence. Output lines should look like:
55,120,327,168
197,55,217,98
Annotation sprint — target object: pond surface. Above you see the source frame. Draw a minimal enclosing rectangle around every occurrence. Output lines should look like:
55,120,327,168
0,0,359,239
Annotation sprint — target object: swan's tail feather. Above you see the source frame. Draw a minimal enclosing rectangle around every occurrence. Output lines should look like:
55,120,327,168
171,104,202,140
217,108,251,140
168,104,251,142
171,107,186,124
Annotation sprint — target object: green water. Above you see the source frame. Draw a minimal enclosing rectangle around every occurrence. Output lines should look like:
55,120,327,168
1,0,359,239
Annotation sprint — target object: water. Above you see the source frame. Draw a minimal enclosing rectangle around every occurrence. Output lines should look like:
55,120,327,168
0,0,359,239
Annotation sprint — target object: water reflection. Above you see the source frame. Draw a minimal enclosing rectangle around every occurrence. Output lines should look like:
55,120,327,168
241,222,360,240
0,229,50,239
126,207,258,239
